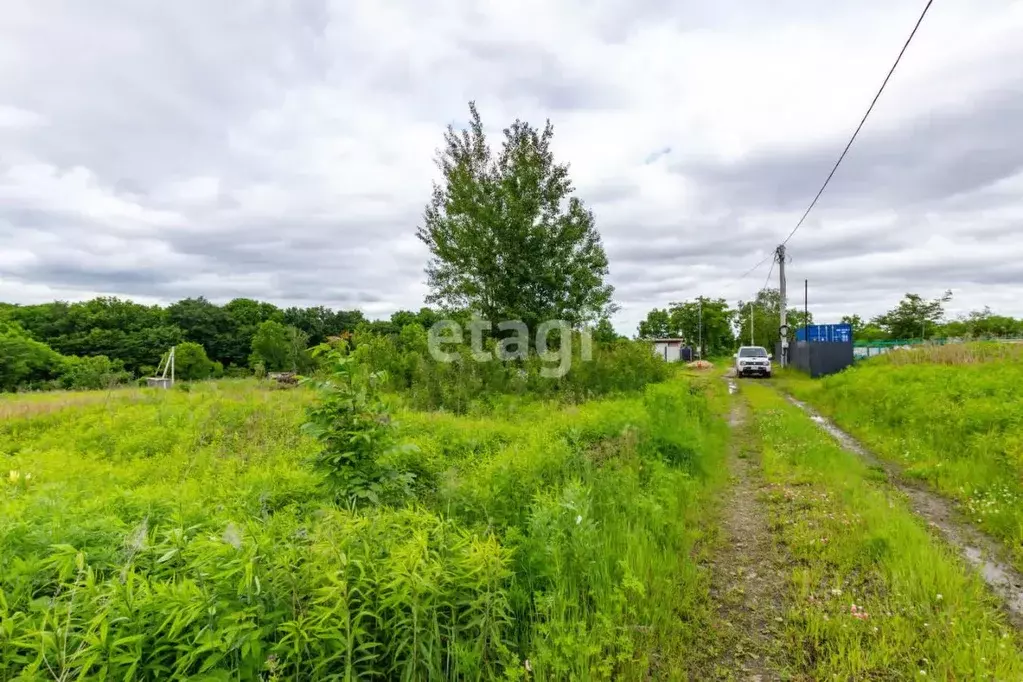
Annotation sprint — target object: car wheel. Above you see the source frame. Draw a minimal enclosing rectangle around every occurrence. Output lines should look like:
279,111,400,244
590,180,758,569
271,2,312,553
765,372,772,379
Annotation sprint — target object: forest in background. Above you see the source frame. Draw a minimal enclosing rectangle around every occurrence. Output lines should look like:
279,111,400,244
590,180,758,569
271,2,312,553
3,289,1022,393
637,289,1023,357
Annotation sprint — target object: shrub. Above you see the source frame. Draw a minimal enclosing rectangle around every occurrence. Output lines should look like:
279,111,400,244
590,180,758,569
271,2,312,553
173,341,220,380
347,327,667,413
0,323,67,391
59,354,131,390
302,344,414,504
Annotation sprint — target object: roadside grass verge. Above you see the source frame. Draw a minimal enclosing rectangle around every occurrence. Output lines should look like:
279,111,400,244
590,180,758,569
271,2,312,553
778,348,1023,570
743,382,1023,680
0,377,727,680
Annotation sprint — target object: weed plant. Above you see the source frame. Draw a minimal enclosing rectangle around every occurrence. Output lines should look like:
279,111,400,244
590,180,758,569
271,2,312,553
0,374,725,680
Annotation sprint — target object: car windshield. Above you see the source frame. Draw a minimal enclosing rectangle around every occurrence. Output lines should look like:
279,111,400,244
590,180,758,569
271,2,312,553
739,348,768,358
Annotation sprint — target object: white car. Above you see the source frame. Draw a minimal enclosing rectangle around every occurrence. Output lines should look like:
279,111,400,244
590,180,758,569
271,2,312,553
734,346,772,378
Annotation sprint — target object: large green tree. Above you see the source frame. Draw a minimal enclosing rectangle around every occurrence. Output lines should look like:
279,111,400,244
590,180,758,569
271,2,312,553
940,307,1022,339
167,297,237,366
249,321,309,372
668,297,735,357
7,298,181,374
872,291,952,340
417,102,615,335
735,289,813,351
0,322,65,391
637,309,672,338
637,299,735,356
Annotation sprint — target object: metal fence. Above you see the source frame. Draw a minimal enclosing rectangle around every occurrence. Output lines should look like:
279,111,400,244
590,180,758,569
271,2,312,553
852,337,1023,360
779,340,855,378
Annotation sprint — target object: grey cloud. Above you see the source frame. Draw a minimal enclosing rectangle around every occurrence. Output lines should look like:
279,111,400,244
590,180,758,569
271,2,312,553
681,83,1023,213
15,264,173,290
454,38,621,112
3,1,328,187
3,0,1023,332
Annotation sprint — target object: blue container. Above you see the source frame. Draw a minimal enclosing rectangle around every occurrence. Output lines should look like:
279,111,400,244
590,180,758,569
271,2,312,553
795,323,852,343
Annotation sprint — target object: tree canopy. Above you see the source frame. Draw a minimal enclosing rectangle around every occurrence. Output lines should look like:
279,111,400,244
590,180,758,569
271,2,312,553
417,102,616,333
637,298,736,356
872,291,953,340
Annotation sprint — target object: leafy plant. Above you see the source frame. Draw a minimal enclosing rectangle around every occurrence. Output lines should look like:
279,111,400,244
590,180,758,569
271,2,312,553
173,341,221,381
301,344,414,505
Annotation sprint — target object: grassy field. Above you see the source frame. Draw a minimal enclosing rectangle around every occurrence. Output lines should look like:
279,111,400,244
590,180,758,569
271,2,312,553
779,343,1023,570
742,382,1023,679
0,377,728,681
5,353,1023,680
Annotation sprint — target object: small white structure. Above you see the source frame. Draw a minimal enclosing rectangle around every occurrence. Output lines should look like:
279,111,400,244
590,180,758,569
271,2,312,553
650,337,688,363
147,346,175,388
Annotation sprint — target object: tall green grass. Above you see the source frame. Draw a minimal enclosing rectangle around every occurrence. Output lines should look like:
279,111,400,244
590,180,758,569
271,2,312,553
743,383,1023,679
0,378,725,680
781,344,1023,569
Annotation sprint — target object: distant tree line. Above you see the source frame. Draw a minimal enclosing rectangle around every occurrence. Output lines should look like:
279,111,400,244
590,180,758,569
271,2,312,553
636,293,812,358
638,289,1023,355
0,297,445,391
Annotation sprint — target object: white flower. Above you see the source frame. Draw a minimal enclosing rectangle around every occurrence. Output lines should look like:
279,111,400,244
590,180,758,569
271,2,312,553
222,522,243,549
830,588,842,596
575,515,582,525
936,594,943,601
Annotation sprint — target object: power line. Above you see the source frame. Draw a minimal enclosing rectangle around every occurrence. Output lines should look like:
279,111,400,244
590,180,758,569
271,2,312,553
780,0,934,246
760,256,776,294
735,253,772,283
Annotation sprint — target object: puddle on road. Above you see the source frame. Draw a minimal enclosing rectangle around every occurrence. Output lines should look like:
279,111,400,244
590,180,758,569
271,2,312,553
786,394,1023,629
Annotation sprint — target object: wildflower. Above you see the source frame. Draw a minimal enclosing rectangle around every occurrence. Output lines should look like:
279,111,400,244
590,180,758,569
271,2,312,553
222,522,243,549
8,470,19,483
936,594,943,601
831,587,842,596
525,659,532,673
126,518,149,552
575,515,582,525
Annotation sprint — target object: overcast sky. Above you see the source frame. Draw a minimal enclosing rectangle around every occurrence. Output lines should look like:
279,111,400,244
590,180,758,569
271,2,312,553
2,0,1021,334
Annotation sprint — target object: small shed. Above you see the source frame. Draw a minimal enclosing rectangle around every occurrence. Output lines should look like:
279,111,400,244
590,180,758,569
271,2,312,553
650,338,691,363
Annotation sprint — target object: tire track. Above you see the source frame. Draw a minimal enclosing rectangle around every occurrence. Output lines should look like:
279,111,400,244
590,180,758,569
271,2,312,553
697,381,788,681
785,393,1023,630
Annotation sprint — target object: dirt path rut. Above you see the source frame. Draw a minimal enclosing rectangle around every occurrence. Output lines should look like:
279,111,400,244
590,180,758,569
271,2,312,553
785,393,1023,630
698,383,788,681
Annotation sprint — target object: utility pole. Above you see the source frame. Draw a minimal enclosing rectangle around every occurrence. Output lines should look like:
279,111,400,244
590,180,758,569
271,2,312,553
749,302,754,346
804,279,809,342
777,244,787,367
698,298,703,359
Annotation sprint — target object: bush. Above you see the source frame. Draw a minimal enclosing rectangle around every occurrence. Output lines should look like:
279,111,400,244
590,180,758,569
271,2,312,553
348,326,668,413
0,323,66,391
174,341,221,380
302,345,414,504
59,355,131,390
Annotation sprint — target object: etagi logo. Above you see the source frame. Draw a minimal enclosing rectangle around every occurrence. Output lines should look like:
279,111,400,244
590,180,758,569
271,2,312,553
427,320,592,379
